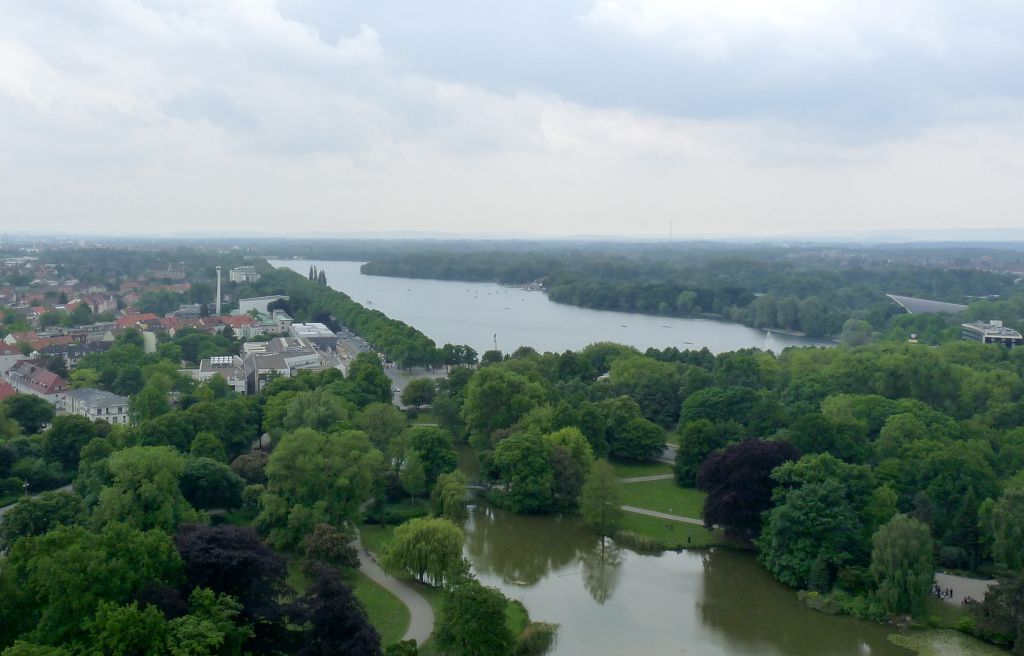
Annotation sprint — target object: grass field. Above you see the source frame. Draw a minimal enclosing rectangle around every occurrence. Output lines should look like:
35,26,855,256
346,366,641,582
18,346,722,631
619,479,705,519
617,511,724,549
351,570,410,646
611,461,673,478
410,410,438,425
889,630,1011,656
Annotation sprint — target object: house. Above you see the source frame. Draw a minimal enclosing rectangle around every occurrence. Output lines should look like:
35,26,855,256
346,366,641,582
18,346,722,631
0,380,18,401
0,343,29,375
116,313,160,330
40,340,113,370
4,360,69,404
63,388,131,425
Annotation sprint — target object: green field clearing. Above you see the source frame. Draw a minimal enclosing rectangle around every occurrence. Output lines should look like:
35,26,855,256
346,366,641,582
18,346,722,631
619,479,705,518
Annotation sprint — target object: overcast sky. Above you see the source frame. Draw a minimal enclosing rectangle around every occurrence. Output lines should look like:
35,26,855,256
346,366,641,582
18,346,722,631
1,1,1023,238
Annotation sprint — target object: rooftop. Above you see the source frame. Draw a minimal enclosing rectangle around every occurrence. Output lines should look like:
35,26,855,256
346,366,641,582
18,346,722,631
66,388,129,407
886,294,968,315
962,321,1023,339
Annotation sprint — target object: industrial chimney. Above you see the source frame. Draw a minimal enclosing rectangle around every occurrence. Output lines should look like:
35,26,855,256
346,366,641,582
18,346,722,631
215,266,222,316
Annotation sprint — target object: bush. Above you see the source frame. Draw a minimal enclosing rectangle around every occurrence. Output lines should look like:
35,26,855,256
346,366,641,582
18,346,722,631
513,622,558,656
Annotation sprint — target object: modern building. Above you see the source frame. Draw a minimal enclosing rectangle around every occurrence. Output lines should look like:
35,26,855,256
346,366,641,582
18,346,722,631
242,337,322,394
4,360,69,404
886,294,968,315
172,303,204,319
289,322,338,352
238,295,288,315
183,355,248,394
960,320,1023,348
229,266,261,283
63,388,130,425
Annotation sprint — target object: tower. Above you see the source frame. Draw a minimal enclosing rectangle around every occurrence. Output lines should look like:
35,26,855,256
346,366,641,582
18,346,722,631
215,266,222,316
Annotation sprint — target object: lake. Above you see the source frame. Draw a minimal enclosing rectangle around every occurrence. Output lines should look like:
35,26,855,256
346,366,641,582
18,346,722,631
270,260,831,355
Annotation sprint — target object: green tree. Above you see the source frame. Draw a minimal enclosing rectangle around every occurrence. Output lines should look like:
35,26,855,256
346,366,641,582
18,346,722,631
870,514,934,615
92,446,202,532
580,460,623,539
1,395,55,435
436,580,513,656
431,471,468,522
405,426,458,488
0,491,85,549
129,373,172,423
87,601,167,656
179,457,245,510
189,431,227,463
492,431,553,513
461,367,545,439
401,378,436,407
355,403,407,450
400,450,427,503
347,352,393,406
42,415,97,472
599,396,665,461
383,517,467,587
674,420,741,487
256,428,382,549
991,486,1024,572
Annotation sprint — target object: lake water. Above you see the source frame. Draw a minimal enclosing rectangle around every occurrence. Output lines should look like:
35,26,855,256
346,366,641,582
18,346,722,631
270,260,831,355
464,503,912,656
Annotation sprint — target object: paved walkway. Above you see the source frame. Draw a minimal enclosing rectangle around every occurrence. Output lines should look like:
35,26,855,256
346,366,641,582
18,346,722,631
621,505,703,526
934,571,997,606
356,533,434,646
620,474,674,484
0,483,73,519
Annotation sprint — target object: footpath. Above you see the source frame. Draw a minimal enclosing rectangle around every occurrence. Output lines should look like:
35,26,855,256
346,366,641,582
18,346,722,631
356,532,435,646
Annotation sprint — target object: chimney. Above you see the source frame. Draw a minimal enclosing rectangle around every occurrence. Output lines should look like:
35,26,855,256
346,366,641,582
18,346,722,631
215,266,222,316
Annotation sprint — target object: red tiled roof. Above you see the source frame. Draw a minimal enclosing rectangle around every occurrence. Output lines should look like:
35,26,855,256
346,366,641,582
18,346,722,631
217,316,257,328
116,313,160,329
7,360,68,395
0,381,17,400
0,343,22,355
28,336,75,351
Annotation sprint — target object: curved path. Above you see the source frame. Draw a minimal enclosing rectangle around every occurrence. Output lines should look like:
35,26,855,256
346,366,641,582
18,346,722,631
621,505,704,526
0,483,74,519
356,534,435,646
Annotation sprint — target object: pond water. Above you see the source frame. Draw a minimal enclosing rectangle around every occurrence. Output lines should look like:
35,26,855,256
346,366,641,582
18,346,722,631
463,502,912,656
269,260,831,355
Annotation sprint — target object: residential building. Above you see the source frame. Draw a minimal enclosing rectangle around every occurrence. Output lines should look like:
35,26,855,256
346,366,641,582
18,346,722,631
0,381,17,401
289,322,338,351
4,360,69,404
0,343,28,375
172,303,204,319
229,266,261,283
63,388,130,425
960,320,1023,348
40,340,113,370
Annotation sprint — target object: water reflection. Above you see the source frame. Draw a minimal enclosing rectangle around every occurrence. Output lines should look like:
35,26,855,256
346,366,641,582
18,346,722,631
579,540,624,604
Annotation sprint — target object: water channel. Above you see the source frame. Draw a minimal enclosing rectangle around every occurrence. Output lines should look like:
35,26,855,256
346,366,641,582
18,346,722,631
269,260,831,355
270,259,906,655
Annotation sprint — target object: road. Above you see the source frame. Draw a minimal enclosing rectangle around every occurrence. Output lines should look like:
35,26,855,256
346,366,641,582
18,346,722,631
333,326,448,407
620,474,674,484
621,505,704,526
934,571,996,605
0,483,74,519
356,533,435,646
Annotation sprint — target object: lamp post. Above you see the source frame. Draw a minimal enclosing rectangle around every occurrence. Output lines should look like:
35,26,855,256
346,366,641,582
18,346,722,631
22,480,29,497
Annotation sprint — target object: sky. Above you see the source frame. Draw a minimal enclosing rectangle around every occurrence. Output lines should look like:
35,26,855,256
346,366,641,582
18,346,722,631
1,0,1023,239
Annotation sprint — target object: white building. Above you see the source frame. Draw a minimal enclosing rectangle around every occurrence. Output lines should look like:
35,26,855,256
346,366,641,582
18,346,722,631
63,388,131,425
961,320,1023,348
229,266,261,283
238,295,288,315
182,355,248,394
289,322,338,351
242,337,322,393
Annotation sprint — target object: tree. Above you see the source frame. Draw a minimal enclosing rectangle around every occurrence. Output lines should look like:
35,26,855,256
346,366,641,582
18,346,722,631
991,486,1024,572
92,446,203,532
383,517,466,587
430,471,468,522
230,451,269,485
42,415,96,472
492,431,553,513
460,367,545,439
295,564,381,656
256,429,382,549
674,420,741,487
973,574,1024,654
189,431,227,463
130,373,173,423
179,457,245,510
87,600,167,656
400,450,427,503
0,490,85,549
436,580,513,656
580,460,623,539
303,523,359,571
401,378,436,407
347,353,393,406
870,514,934,615
405,426,458,487
1,395,55,435
355,403,407,450
0,523,182,646
599,396,664,461
697,439,800,541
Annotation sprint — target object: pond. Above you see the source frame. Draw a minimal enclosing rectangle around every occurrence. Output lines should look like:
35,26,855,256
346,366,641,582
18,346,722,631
463,502,912,656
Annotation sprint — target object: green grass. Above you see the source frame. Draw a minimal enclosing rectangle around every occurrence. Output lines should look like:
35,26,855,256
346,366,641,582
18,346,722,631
921,597,970,628
664,433,681,447
618,479,705,518
506,599,530,636
889,630,1011,656
611,461,673,479
350,570,410,646
360,524,397,559
410,410,438,425
617,511,724,549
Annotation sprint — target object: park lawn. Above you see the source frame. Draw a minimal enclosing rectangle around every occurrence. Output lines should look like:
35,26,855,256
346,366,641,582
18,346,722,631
611,461,673,479
889,630,1011,656
350,570,410,646
619,479,705,519
921,597,969,628
664,433,681,447
410,410,438,425
360,524,397,559
617,512,724,549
